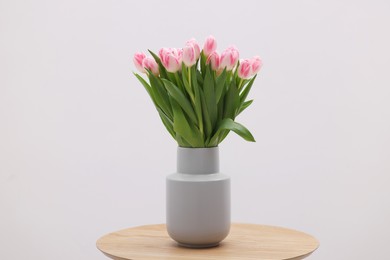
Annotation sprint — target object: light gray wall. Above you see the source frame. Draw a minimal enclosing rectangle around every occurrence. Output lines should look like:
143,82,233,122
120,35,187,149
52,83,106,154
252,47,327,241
1,0,389,259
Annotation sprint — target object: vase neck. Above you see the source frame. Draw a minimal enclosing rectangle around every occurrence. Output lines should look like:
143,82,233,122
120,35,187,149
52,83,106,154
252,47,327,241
177,147,219,174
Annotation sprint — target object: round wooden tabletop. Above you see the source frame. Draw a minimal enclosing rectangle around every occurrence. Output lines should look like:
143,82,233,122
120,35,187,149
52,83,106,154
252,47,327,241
96,223,319,260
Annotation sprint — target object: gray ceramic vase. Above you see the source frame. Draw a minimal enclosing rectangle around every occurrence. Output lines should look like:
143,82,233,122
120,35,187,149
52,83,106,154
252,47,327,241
166,147,230,248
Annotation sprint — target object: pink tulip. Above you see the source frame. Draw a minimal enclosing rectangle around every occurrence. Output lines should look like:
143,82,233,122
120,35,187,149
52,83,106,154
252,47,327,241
206,51,220,71
238,56,263,79
251,56,263,75
133,52,147,73
186,38,201,60
237,59,252,79
220,46,239,71
142,57,159,76
183,45,197,67
203,35,217,57
159,48,182,73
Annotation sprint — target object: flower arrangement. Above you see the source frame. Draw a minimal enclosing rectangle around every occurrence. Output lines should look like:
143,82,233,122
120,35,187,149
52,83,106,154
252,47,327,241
133,36,262,148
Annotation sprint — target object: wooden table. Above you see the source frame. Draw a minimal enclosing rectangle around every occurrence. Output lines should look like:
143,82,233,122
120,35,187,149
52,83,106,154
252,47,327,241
96,223,319,260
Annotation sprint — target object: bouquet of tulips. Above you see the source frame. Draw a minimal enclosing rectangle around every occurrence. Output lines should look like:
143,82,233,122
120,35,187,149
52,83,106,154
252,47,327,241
133,36,262,148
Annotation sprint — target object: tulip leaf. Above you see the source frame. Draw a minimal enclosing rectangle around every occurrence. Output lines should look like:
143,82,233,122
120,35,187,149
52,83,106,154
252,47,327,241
171,98,203,147
176,134,190,147
240,75,256,102
181,64,193,100
134,73,155,104
148,72,173,120
166,71,177,86
199,88,212,139
215,68,227,103
223,81,240,119
209,118,255,145
191,66,204,138
237,99,254,116
204,66,217,129
156,107,175,139
162,79,198,125
196,70,204,87
135,73,176,139
174,72,185,93
200,52,206,77
135,72,172,123
217,96,225,122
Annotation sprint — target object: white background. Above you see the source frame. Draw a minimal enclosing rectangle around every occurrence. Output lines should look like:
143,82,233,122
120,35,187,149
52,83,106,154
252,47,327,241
1,0,389,259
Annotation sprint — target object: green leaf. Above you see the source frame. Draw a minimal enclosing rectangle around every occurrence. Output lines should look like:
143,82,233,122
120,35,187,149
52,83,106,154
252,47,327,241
176,134,190,147
135,72,173,122
174,72,185,93
215,68,227,103
156,107,176,139
196,70,204,87
191,66,204,138
166,71,178,86
223,81,240,119
181,64,194,101
240,75,256,102
209,118,255,144
200,52,206,77
162,79,198,125
135,73,176,141
237,99,254,116
204,66,217,129
148,72,173,120
171,98,204,147
199,88,212,140
134,73,155,104
217,96,224,122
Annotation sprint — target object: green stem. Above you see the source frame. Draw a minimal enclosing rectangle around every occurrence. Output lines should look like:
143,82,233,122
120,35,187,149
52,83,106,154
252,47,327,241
174,73,184,92
187,67,195,103
226,71,232,90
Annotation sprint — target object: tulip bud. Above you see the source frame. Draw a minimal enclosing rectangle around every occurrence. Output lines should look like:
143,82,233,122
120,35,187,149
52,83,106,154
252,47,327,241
237,59,252,79
182,44,197,67
159,48,182,73
220,46,239,71
203,35,217,57
251,56,263,75
206,51,220,71
133,52,146,73
142,56,159,76
186,38,201,60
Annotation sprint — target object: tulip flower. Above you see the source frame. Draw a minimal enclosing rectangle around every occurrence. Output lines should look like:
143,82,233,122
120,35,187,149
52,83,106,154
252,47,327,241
237,59,252,79
133,52,147,73
159,48,182,73
251,56,263,75
206,51,220,71
238,56,263,79
220,46,239,71
186,38,201,60
203,35,217,57
142,56,159,76
183,44,197,67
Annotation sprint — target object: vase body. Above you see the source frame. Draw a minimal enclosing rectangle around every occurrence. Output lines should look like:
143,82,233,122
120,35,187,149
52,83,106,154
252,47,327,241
166,147,230,248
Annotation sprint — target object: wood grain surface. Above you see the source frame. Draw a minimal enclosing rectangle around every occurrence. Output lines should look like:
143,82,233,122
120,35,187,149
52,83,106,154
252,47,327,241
96,223,319,260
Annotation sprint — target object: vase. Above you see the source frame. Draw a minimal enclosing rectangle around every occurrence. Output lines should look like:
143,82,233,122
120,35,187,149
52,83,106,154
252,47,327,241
166,146,230,248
